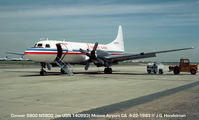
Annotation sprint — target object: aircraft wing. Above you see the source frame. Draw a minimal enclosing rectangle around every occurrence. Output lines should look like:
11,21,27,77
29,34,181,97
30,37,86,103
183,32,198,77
6,52,24,56
105,47,193,62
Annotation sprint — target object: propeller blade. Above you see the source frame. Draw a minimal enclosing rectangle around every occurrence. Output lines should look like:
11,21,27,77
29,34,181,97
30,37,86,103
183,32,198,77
79,48,87,54
85,62,90,70
93,42,98,51
80,42,105,70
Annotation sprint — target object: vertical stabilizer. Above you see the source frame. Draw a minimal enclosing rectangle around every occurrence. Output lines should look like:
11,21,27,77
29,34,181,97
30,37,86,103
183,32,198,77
107,25,124,51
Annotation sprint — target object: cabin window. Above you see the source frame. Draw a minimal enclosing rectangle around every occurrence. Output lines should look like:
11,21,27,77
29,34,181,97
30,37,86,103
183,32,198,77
37,43,43,47
45,44,50,48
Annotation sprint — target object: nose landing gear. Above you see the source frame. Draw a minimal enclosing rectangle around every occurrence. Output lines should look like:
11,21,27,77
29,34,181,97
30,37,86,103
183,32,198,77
40,62,47,75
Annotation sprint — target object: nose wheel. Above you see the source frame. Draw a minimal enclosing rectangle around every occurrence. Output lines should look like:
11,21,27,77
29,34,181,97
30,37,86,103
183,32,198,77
40,62,47,76
104,68,112,74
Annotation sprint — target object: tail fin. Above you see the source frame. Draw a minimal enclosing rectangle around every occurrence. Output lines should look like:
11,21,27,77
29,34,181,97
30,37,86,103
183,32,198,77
107,25,124,51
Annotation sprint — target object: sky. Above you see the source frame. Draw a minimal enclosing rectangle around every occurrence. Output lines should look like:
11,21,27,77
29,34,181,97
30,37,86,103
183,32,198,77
0,0,198,62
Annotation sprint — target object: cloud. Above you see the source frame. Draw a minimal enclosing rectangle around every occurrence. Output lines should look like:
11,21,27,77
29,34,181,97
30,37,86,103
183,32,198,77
0,2,194,18
0,1,199,61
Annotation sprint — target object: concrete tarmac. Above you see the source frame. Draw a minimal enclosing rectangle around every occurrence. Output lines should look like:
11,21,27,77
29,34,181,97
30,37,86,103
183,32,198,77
0,64,198,120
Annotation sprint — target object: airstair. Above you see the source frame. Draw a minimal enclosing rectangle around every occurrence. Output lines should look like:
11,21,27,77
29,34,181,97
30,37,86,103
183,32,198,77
54,57,73,76
55,43,73,76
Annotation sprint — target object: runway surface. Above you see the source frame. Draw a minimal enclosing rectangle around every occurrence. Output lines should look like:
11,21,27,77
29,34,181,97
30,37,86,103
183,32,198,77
0,64,198,120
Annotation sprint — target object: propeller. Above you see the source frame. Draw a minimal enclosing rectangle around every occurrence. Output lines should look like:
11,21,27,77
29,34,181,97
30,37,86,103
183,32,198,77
80,42,99,70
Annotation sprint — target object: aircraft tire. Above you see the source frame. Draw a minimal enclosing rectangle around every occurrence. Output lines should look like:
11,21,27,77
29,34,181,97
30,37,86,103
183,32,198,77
40,70,47,76
104,68,112,74
108,68,112,74
104,68,108,74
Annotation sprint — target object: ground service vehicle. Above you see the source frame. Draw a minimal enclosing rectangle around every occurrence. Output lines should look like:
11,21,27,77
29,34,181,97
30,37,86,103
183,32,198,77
169,58,197,75
147,62,164,74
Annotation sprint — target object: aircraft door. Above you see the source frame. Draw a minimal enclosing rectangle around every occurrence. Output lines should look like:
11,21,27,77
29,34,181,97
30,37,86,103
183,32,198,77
56,44,63,60
56,43,68,61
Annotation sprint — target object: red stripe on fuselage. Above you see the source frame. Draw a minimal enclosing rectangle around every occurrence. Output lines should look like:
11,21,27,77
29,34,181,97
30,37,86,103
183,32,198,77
24,52,84,55
24,52,123,55
24,52,57,54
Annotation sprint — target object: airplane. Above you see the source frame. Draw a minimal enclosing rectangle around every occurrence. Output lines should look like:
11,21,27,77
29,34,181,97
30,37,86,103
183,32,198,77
9,56,26,61
0,56,8,61
23,25,193,75
2,53,30,61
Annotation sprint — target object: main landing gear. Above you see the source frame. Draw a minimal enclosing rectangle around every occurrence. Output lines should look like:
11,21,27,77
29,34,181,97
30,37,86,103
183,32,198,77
40,62,47,76
104,67,112,74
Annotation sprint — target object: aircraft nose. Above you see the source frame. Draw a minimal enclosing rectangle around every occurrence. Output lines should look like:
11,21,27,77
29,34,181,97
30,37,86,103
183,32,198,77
24,48,38,61
24,49,31,60
24,48,57,62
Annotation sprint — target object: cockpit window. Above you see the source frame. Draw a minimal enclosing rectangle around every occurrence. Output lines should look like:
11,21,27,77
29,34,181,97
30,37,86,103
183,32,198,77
45,44,50,48
37,43,43,47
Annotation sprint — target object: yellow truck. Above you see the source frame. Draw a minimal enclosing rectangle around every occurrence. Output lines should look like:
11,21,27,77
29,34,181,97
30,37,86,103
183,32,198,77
169,58,198,75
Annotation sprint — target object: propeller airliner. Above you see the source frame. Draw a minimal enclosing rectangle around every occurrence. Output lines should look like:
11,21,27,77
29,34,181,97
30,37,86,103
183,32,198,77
22,25,192,75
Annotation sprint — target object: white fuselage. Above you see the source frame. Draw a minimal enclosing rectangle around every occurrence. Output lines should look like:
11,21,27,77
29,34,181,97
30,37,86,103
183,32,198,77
24,40,124,64
24,26,125,64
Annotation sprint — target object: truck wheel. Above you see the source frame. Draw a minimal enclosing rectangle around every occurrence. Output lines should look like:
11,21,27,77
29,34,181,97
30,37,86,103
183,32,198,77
159,69,163,74
174,68,180,75
147,70,151,74
190,69,196,75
